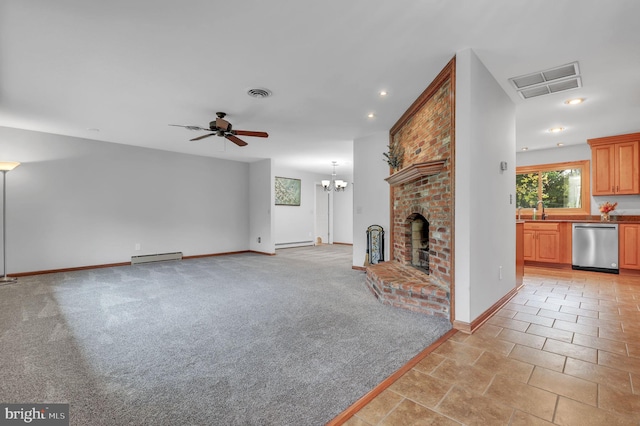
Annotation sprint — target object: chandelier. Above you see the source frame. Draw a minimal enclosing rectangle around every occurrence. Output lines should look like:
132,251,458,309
322,161,348,192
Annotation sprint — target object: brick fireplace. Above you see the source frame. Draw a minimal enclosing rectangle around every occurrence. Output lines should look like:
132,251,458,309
365,58,455,319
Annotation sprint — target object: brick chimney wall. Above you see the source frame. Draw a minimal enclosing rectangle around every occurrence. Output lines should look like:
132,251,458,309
389,63,454,292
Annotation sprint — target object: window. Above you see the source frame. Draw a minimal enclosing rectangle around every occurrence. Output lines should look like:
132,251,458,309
516,160,590,216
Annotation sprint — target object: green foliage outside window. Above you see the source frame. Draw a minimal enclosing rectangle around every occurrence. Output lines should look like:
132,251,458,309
543,169,581,208
516,169,582,209
516,172,542,208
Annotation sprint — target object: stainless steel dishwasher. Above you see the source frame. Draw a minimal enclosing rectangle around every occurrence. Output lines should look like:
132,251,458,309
572,223,619,273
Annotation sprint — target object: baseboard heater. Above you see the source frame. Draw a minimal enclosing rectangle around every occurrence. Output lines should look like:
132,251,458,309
275,240,314,248
131,252,183,265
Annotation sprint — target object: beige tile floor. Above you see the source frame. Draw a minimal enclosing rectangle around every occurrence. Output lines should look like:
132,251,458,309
340,266,640,425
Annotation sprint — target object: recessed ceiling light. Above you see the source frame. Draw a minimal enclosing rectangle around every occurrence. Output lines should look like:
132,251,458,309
557,143,564,147
379,90,388,97
548,127,565,133
367,113,375,118
564,98,585,105
87,128,100,132
522,147,529,151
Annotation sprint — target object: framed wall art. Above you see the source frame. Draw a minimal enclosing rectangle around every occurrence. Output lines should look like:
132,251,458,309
275,176,301,206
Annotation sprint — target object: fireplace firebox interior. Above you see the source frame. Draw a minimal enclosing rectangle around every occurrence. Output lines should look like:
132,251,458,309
409,214,429,272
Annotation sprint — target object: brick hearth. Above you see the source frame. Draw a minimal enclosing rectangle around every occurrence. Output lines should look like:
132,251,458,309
365,261,449,318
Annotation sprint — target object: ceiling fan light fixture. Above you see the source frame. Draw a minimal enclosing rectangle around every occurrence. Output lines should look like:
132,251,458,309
247,87,272,98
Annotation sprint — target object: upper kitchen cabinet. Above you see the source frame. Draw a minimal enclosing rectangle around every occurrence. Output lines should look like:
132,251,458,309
589,132,640,196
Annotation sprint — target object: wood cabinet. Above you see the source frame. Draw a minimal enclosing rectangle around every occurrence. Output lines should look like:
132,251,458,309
523,222,561,263
516,222,524,286
619,224,640,270
589,133,640,196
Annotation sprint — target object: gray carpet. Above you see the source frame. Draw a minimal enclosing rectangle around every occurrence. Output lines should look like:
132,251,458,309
0,244,451,425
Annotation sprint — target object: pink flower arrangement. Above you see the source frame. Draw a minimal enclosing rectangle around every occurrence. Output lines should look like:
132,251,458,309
599,201,618,213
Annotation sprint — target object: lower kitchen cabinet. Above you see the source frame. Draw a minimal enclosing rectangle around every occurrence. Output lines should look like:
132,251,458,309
619,224,640,270
523,222,571,264
524,222,560,262
516,222,524,286
520,221,640,270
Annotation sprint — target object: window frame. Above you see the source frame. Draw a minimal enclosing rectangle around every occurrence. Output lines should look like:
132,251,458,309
516,160,591,217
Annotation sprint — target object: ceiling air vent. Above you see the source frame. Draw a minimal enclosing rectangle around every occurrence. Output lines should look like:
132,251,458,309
247,87,272,98
549,78,580,93
521,86,551,99
509,62,582,100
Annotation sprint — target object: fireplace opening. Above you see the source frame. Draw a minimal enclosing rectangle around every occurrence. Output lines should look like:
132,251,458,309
409,214,429,273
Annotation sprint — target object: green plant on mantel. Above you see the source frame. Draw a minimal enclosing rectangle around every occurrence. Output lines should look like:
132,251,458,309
383,144,404,170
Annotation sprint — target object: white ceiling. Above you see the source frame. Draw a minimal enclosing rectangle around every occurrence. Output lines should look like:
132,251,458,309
1,1,639,176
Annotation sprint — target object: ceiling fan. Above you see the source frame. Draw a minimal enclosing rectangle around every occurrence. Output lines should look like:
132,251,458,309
169,112,268,147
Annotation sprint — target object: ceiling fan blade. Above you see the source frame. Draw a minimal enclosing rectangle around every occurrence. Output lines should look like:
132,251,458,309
190,133,216,141
169,124,208,131
225,134,248,147
233,130,269,138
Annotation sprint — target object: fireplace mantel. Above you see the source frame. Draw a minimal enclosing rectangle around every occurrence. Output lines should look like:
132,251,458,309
385,159,446,186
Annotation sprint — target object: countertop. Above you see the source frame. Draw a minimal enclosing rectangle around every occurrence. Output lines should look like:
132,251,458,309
517,216,640,224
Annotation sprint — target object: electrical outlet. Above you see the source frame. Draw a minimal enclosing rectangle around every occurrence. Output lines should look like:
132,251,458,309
135,243,141,251
499,265,503,280
257,237,261,243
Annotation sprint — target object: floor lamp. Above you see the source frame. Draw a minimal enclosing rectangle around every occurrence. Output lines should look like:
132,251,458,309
0,161,20,284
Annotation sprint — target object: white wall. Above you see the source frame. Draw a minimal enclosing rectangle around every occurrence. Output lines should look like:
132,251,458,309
332,175,353,244
517,143,640,216
249,159,275,254
516,143,589,167
0,126,250,273
352,132,391,267
315,185,329,243
273,165,326,247
455,49,517,323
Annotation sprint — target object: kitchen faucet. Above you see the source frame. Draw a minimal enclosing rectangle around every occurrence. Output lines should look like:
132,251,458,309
517,207,522,220
537,200,546,220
